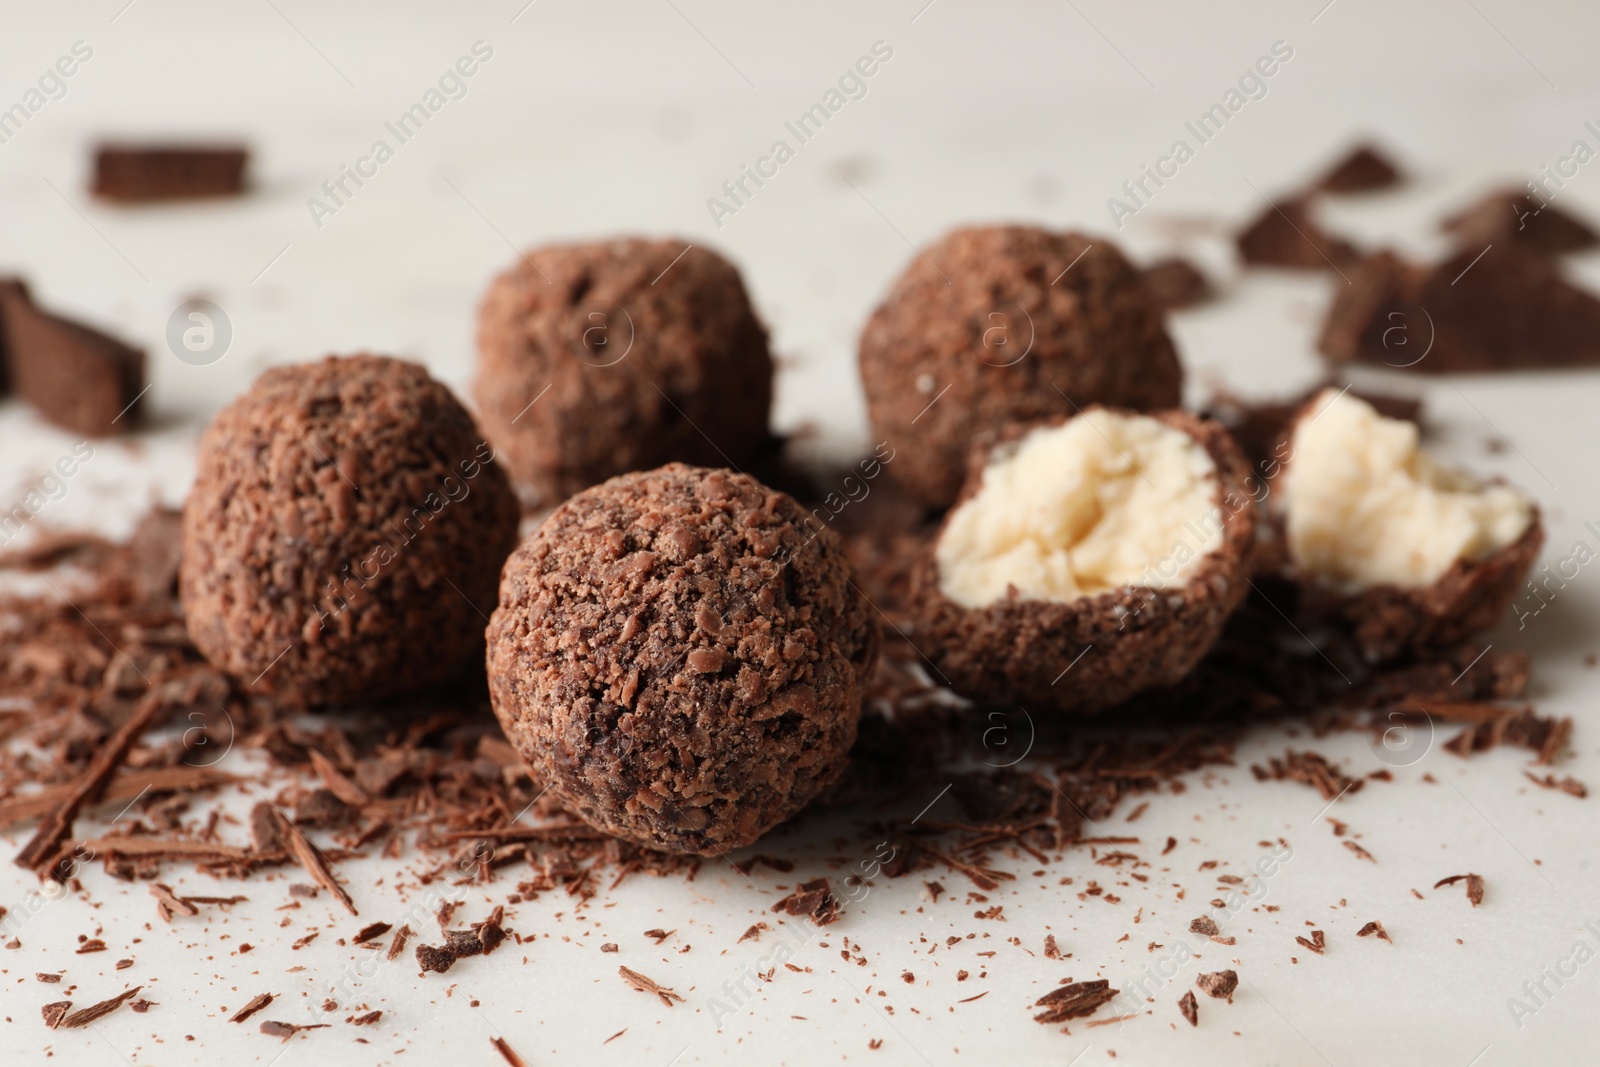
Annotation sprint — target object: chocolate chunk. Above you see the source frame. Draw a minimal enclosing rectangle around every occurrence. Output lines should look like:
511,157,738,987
1316,143,1404,193
91,144,248,202
1441,186,1598,255
1142,257,1211,309
1236,197,1359,270
1320,246,1600,372
0,282,145,437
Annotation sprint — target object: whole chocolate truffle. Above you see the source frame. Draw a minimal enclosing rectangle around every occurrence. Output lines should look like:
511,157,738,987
181,355,521,706
858,226,1183,507
475,238,773,502
912,408,1255,715
486,464,879,855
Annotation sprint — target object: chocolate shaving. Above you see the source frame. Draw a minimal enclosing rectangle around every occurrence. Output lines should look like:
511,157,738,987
353,921,392,945
1295,930,1326,955
230,993,274,1023
1356,920,1391,942
351,1010,382,1025
1342,840,1376,863
260,1020,329,1040
150,882,200,922
1524,771,1588,798
15,693,167,870
1434,873,1485,906
42,1002,72,1029
738,923,767,943
58,986,142,1028
268,804,357,915
1032,979,1118,1024
1250,750,1361,801
386,925,413,961
619,965,684,1006
491,1035,530,1067
1178,989,1199,1026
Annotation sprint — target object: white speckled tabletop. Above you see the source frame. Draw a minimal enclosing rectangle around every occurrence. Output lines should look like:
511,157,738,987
3,2,1600,1064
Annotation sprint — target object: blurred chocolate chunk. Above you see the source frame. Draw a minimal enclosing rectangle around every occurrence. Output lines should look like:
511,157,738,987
1320,246,1600,372
1316,143,1404,193
1142,257,1211,309
1237,197,1359,270
0,282,146,435
92,144,248,202
1442,186,1598,256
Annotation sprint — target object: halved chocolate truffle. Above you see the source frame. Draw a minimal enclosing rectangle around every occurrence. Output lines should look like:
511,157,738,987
474,238,772,503
912,408,1256,715
485,464,879,855
1270,388,1542,662
858,226,1182,508
180,355,520,706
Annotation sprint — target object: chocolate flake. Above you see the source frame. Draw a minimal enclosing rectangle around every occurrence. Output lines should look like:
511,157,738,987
1434,873,1485,906
230,993,274,1023
42,1001,72,1029
1032,979,1118,1024
1295,930,1326,955
772,877,841,926
1178,989,1199,1027
386,925,413,961
1356,920,1391,943
353,921,392,945
59,986,142,1028
268,805,357,915
491,1035,530,1067
260,1020,329,1040
1343,840,1376,863
619,965,685,1006
738,923,768,943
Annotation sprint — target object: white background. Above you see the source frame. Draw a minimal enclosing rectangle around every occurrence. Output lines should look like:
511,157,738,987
2,2,1600,1064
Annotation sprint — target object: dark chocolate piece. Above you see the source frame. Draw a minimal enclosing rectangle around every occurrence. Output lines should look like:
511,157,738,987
1442,186,1598,255
0,282,145,436
1321,245,1600,372
1316,143,1404,193
1142,257,1211,309
1236,197,1359,270
91,144,248,202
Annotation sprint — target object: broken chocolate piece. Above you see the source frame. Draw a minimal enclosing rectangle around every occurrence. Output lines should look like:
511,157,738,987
91,144,248,202
1142,257,1211,309
1441,186,1598,255
1178,989,1199,1027
0,282,146,437
1237,197,1359,270
1316,143,1404,194
1320,245,1600,372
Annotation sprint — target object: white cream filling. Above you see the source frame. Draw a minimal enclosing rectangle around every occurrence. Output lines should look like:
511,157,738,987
1281,388,1533,590
936,410,1224,609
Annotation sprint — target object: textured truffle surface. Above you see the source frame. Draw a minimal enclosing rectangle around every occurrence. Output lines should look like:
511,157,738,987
475,238,772,503
858,226,1183,508
913,410,1256,715
181,354,520,706
485,464,879,855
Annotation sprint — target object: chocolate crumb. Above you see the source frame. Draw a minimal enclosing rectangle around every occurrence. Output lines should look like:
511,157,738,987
1295,930,1326,955
350,1010,382,1026
1195,970,1238,1003
1043,934,1062,959
1178,990,1199,1027
42,1002,71,1029
1343,841,1376,863
601,943,619,953
772,877,842,926
738,923,768,944
37,972,62,983
1188,917,1219,937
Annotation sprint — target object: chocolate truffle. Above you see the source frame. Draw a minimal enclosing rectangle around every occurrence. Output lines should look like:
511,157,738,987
486,464,879,855
181,354,520,706
1270,388,1542,662
474,238,772,503
912,408,1256,715
858,226,1183,508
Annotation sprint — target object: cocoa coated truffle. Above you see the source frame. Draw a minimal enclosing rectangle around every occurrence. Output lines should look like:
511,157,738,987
858,226,1183,508
181,355,521,706
1269,388,1542,662
474,238,772,503
912,408,1256,715
485,464,879,855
